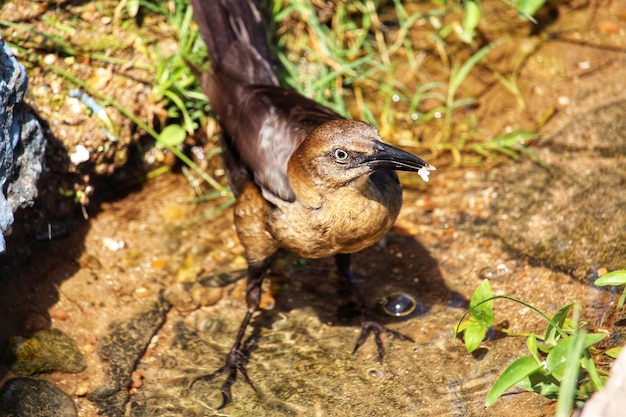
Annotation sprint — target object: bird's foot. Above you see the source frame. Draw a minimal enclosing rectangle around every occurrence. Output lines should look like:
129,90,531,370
352,317,414,364
189,338,257,409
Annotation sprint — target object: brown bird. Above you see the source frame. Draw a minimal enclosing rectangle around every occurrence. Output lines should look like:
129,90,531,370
189,0,435,408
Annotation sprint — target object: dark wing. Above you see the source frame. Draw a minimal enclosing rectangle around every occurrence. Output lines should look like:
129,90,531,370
192,0,343,200
213,81,342,201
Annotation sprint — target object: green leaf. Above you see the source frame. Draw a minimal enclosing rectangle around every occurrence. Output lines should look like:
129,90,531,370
58,187,75,198
527,333,542,364
517,0,546,20
543,303,573,347
157,124,187,147
463,279,495,352
491,129,539,146
619,290,626,308
556,330,588,417
604,346,623,358
545,333,606,380
594,270,626,286
581,352,605,392
449,41,500,97
459,1,481,44
536,379,561,397
456,280,494,352
456,316,472,333
469,279,495,325
463,320,489,352
485,356,543,407
516,371,560,398
126,0,140,18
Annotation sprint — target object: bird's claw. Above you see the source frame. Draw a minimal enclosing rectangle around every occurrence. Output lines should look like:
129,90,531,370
190,338,257,409
352,319,414,364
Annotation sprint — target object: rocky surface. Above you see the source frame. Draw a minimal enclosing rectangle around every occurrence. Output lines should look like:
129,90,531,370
0,38,45,253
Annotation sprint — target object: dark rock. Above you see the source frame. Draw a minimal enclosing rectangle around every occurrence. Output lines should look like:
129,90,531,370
0,37,46,253
0,377,77,417
1,328,86,376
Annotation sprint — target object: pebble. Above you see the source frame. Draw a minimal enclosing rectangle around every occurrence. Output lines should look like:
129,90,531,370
0,377,77,417
69,145,90,165
130,370,144,389
102,237,125,251
597,20,620,34
191,285,223,307
1,329,86,376
43,54,57,65
151,258,168,269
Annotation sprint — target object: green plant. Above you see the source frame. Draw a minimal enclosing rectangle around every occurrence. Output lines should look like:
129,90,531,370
271,0,428,124
270,0,548,165
470,129,544,166
455,281,609,415
514,0,549,22
122,0,210,135
3,0,556,192
435,0,548,44
595,269,626,308
3,1,227,196
455,279,494,352
594,269,626,359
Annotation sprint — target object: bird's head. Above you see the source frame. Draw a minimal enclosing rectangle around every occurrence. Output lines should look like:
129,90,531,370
287,119,435,208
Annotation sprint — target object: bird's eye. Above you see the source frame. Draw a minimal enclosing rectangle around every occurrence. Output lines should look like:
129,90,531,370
333,148,349,162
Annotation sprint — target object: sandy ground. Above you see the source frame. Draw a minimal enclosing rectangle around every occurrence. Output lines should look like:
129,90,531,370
1,1,626,416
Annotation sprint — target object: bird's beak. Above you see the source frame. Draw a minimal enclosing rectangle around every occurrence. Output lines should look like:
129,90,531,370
363,142,436,182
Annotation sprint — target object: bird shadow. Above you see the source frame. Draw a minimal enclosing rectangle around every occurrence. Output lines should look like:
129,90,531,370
256,231,462,334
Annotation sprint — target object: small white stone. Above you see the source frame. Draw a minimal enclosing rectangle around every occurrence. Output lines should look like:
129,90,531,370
70,145,90,165
102,237,125,251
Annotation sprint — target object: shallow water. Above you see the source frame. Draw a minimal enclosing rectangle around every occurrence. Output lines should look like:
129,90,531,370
2,2,626,416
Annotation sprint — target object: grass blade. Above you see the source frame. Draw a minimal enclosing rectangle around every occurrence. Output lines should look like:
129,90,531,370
486,356,542,407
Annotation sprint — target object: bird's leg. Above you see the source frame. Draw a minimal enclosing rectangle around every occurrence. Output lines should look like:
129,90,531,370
190,261,268,409
335,253,414,364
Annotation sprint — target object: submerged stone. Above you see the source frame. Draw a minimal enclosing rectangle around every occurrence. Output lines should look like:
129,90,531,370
0,377,77,417
1,328,86,376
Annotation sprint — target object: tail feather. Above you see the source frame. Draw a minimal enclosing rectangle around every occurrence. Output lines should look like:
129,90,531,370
191,0,277,86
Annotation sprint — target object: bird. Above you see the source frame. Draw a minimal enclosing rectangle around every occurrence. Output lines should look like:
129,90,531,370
189,0,435,408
